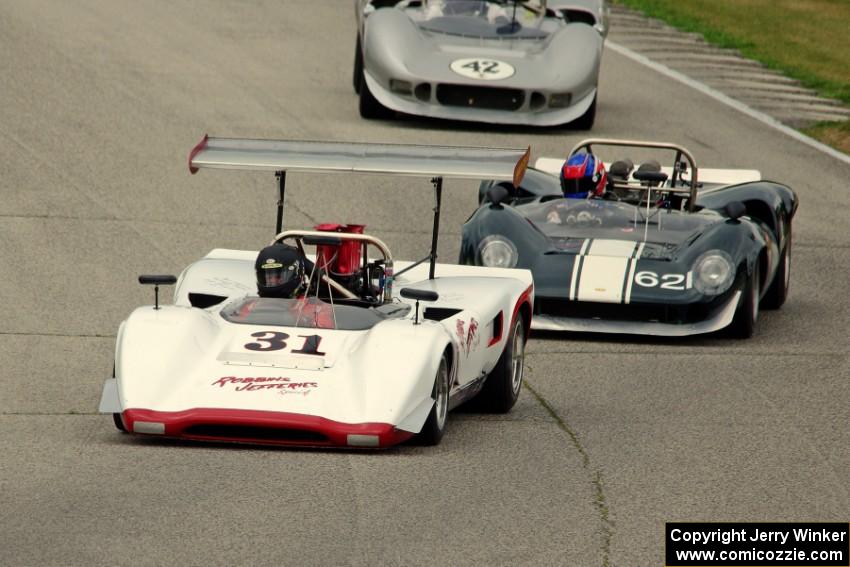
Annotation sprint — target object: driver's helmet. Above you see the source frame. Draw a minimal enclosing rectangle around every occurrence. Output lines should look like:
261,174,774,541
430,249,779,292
255,244,305,298
560,152,607,198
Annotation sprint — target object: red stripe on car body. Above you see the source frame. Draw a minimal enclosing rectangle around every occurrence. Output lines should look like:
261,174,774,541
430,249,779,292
122,408,414,448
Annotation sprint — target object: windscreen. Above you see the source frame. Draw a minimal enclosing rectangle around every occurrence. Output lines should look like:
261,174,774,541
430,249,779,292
521,198,720,248
221,297,385,330
416,1,549,39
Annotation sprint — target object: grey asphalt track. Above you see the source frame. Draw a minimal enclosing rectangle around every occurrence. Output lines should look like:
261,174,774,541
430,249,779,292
1,2,847,566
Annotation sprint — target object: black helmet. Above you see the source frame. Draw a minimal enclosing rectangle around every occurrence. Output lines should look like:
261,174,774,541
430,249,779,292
255,244,305,298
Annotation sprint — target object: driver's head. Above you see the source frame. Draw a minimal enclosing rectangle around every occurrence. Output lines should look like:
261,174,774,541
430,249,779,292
255,244,305,298
560,152,607,198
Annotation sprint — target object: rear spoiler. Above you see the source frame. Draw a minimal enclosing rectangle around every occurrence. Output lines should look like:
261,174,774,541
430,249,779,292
188,135,531,187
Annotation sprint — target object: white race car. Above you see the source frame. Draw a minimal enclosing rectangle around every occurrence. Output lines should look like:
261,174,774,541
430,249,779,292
98,137,535,448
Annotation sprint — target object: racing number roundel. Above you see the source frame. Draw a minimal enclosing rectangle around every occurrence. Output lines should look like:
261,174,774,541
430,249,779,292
450,58,515,81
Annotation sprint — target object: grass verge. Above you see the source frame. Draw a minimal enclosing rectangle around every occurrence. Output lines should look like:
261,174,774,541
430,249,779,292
612,0,850,155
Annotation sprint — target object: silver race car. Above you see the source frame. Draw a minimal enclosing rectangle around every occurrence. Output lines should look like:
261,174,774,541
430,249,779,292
354,0,608,128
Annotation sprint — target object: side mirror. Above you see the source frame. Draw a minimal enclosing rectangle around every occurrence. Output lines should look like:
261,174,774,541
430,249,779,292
400,288,439,302
139,275,177,310
724,201,746,221
487,185,511,208
400,288,439,325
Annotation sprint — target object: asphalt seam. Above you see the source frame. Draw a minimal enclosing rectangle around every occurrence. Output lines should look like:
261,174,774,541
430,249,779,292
525,379,613,567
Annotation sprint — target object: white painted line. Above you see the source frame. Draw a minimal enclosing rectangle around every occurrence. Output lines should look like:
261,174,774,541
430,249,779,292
606,40,850,167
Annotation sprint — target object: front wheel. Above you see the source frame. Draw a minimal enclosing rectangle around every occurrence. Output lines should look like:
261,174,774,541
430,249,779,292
415,353,450,446
359,72,394,120
762,233,791,309
568,94,597,130
476,315,526,413
352,35,363,95
727,263,759,339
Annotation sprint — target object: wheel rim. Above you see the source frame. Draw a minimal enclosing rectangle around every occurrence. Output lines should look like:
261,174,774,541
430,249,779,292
435,359,449,430
510,320,525,395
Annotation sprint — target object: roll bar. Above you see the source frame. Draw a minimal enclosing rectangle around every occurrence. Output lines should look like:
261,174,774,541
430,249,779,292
568,138,699,212
272,230,394,303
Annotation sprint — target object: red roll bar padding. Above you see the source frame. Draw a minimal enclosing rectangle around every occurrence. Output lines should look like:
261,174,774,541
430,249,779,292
314,224,366,276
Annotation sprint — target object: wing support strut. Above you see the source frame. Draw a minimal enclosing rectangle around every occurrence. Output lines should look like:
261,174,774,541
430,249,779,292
429,177,443,280
275,170,286,234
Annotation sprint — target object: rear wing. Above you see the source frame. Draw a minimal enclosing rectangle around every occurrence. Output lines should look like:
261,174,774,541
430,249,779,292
187,135,531,281
188,135,530,186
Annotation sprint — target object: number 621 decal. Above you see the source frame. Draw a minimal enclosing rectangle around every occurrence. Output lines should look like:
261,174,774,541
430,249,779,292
634,271,691,290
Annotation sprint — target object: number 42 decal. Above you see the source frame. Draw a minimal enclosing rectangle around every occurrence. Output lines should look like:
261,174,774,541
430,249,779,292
244,332,326,355
462,60,500,74
450,58,515,80
634,271,692,291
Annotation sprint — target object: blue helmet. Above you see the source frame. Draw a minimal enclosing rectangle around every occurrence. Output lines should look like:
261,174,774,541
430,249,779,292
560,152,607,198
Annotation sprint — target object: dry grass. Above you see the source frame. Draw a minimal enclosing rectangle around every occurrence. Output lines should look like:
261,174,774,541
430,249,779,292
804,121,850,155
614,0,850,154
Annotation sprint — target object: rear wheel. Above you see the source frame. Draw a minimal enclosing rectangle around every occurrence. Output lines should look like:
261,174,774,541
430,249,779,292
568,94,597,130
415,353,450,446
727,264,759,339
352,35,363,94
476,315,525,413
762,233,791,309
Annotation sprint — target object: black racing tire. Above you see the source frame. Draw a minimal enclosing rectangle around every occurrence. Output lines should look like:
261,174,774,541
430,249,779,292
352,35,363,95
359,71,394,120
415,353,451,446
568,94,597,130
476,315,526,413
727,263,760,339
111,365,127,433
113,412,127,433
762,232,791,310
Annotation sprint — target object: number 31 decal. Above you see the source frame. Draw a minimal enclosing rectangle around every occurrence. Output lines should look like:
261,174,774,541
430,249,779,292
634,271,691,291
244,332,325,355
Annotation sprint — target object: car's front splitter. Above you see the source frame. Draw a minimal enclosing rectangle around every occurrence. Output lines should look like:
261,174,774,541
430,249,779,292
364,72,596,127
531,291,742,336
119,408,415,449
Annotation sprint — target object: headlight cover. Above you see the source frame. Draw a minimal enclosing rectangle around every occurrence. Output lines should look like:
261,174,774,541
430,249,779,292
693,250,735,296
479,235,518,269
